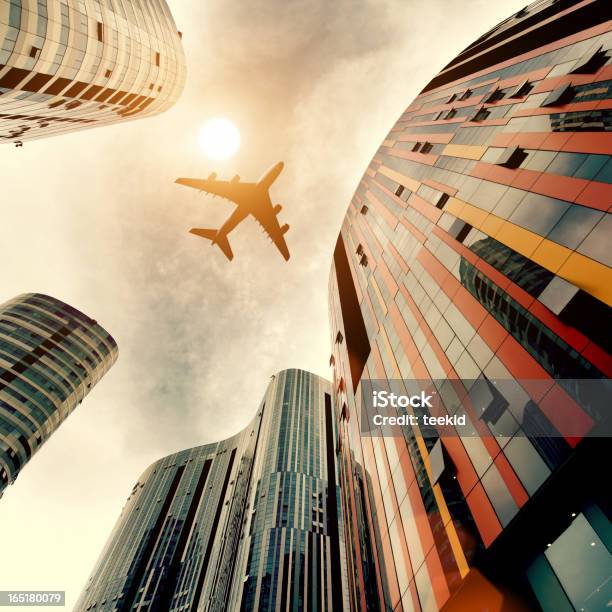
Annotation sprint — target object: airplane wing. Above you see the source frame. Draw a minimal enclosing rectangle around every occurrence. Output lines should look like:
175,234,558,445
252,194,290,261
175,177,252,202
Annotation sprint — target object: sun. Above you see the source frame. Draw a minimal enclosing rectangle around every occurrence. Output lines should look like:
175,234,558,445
199,118,241,161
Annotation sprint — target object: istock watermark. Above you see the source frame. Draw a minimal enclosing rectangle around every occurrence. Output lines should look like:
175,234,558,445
0,592,65,607
359,378,611,438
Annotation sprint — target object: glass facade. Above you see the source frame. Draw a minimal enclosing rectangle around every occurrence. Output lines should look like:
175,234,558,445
0,0,186,143
0,292,117,498
328,0,611,610
75,369,349,612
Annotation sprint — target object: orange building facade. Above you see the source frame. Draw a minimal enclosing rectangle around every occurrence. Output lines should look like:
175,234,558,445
328,1,611,610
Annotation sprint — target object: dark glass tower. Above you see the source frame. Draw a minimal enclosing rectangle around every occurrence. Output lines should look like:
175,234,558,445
328,0,611,610
75,369,348,612
0,293,117,498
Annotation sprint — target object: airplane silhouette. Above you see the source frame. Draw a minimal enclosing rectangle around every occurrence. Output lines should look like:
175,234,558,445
175,161,290,261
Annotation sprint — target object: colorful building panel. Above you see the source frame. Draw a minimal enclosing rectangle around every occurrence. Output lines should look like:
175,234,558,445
328,1,611,610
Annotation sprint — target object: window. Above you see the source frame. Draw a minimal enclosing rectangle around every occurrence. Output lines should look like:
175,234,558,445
417,182,443,205
510,193,570,235
29,46,40,59
459,88,472,101
436,193,449,209
97,21,103,42
547,204,602,250
496,146,528,169
574,154,608,181
504,436,550,495
576,214,612,266
546,152,587,177
484,88,504,103
395,185,405,197
471,107,490,122
537,276,579,315
356,244,364,256
481,463,519,526
105,69,112,78
155,52,161,67
445,108,457,119
528,510,612,611
399,187,412,202
360,253,368,267
448,219,472,243
480,146,506,164
523,149,557,172
429,440,455,485
360,205,368,215
570,47,609,74
474,377,509,424
541,83,574,107
455,222,472,244
446,93,457,104
411,142,422,152
595,157,612,183
335,331,343,344
509,80,533,98
420,141,433,154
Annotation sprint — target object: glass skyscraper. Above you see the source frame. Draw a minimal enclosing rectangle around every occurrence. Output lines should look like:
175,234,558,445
0,0,186,143
0,292,117,498
75,369,348,611
328,0,611,610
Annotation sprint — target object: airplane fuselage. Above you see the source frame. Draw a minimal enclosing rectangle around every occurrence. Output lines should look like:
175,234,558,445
175,161,290,261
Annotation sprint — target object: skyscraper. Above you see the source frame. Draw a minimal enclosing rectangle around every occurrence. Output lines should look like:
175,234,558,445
75,369,348,612
0,292,117,498
328,0,611,610
0,0,186,144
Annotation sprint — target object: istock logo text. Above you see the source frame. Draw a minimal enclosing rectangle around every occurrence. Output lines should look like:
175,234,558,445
372,390,434,409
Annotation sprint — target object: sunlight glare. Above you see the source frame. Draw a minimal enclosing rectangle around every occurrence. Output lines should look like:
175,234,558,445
199,118,241,161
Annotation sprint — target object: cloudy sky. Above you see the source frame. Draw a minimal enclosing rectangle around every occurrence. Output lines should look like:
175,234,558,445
0,0,524,608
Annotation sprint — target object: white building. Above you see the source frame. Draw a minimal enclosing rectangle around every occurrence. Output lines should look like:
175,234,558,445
0,0,186,143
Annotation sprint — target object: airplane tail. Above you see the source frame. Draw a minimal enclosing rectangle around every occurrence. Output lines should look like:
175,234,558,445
189,228,234,261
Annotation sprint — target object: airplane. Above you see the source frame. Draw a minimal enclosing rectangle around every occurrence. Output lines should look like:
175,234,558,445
175,161,290,261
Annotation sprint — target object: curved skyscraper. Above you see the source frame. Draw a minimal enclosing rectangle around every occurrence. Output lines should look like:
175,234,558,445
0,293,117,498
0,0,186,143
328,0,611,610
75,369,348,612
